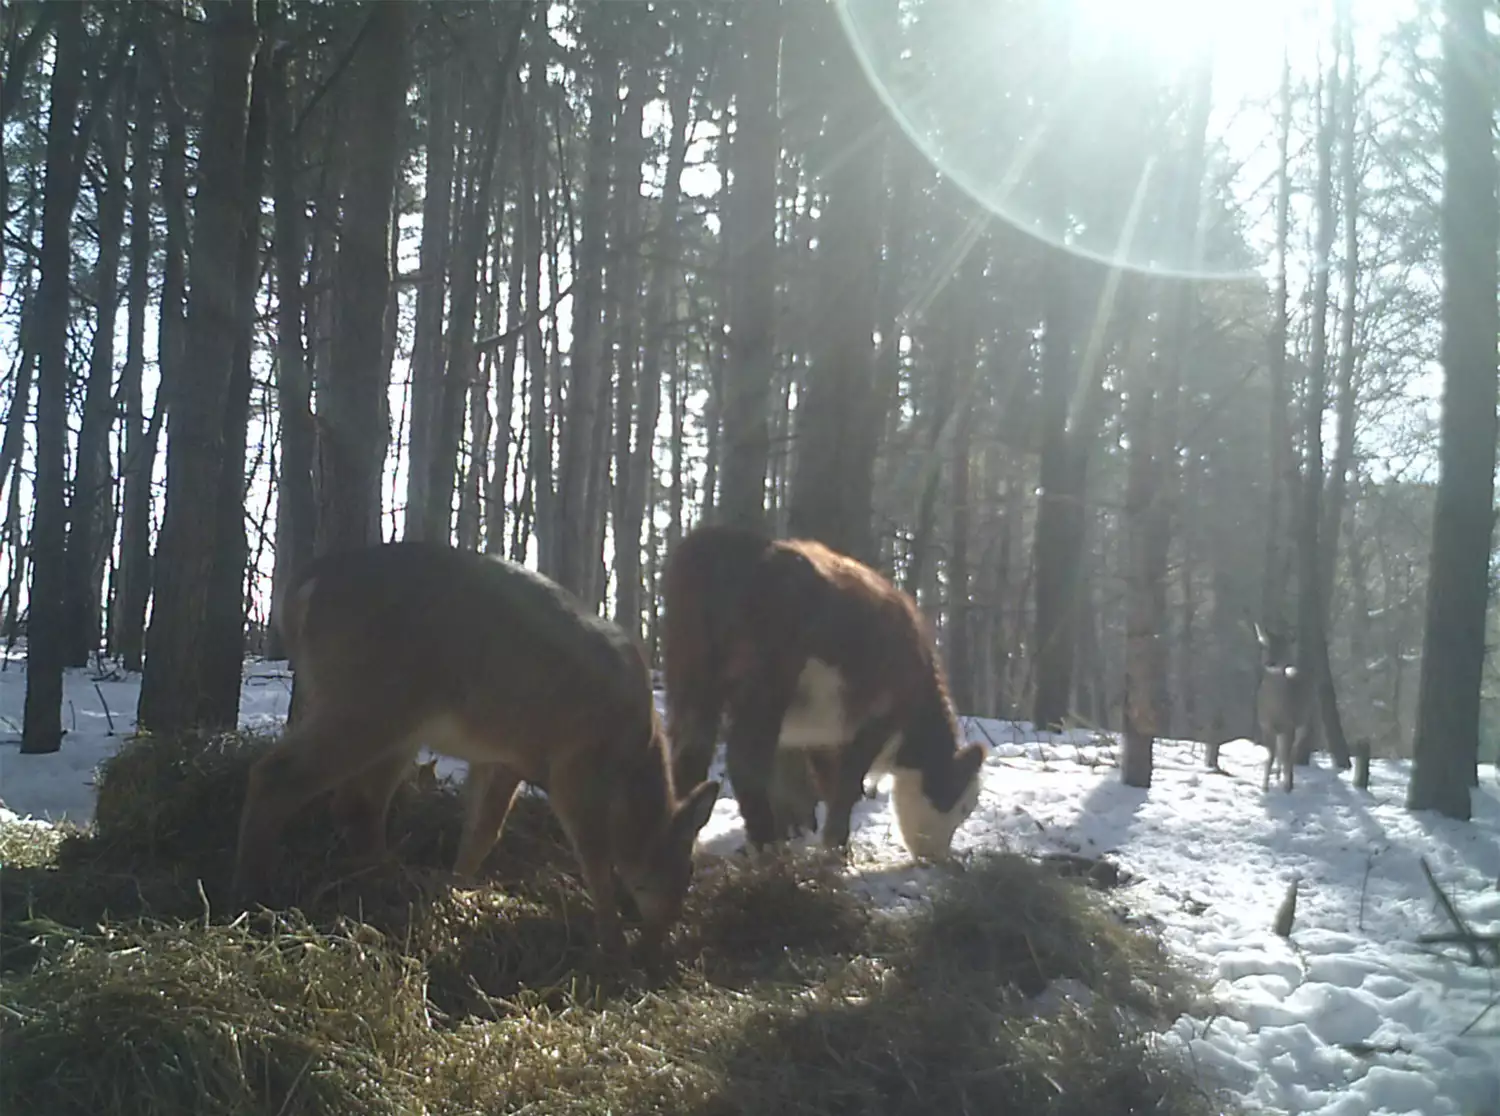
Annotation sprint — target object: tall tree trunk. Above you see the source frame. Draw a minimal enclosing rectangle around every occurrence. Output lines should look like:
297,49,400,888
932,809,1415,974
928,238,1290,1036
787,17,883,563
0,4,57,283
403,62,456,541
201,46,269,729
1177,448,1201,738
315,0,410,555
459,246,499,553
717,0,780,530
430,16,523,545
1321,2,1360,625
137,1,259,737
1031,250,1079,732
266,51,315,658
610,71,648,632
63,71,130,667
948,378,975,715
112,61,157,670
624,58,693,618
1121,317,1167,787
1408,0,1497,817
992,470,1019,718
553,32,617,592
522,47,553,572
0,305,34,584
22,1,86,753
121,26,189,671
430,94,500,546
1263,42,1295,630
905,328,958,596
668,337,686,551
1121,62,1211,785
486,217,522,555
1298,44,1353,771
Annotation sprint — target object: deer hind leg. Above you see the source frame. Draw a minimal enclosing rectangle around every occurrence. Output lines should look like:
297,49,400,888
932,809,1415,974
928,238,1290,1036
452,761,524,879
232,711,413,905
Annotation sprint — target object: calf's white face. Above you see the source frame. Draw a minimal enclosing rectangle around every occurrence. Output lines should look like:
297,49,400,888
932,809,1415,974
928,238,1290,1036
890,764,982,861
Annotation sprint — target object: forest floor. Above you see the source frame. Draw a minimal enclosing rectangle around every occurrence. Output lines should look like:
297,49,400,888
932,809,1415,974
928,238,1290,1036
1,649,1497,1116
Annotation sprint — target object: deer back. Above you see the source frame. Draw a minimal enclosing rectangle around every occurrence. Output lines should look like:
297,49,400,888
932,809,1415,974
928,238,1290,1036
281,541,661,789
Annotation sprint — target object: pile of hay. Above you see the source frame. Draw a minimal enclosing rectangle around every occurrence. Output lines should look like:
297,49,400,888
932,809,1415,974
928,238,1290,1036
1,731,1235,1116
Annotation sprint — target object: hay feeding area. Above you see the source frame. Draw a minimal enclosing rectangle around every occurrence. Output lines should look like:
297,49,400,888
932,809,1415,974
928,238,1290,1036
1,731,1235,1116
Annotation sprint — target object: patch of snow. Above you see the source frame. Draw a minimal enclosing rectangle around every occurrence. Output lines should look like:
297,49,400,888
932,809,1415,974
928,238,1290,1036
2,650,1498,1116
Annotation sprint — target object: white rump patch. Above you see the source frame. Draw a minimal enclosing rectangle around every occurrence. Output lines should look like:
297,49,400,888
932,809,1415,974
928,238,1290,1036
890,763,982,861
777,659,855,749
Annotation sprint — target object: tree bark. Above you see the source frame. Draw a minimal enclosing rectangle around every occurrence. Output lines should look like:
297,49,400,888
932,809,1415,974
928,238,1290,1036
486,210,522,555
1262,42,1295,631
403,61,456,541
199,39,268,729
1121,315,1165,788
1408,0,1496,817
63,69,130,668
266,51,315,659
1321,0,1360,625
1031,250,1078,732
431,14,523,546
112,60,157,670
553,29,617,592
22,4,87,753
611,70,648,633
1297,45,1353,771
948,369,976,714
522,26,553,572
315,0,410,555
717,0,780,531
787,17,883,564
137,0,259,737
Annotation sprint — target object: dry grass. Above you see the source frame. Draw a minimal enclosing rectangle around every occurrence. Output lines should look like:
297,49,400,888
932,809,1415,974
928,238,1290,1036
0,730,1236,1116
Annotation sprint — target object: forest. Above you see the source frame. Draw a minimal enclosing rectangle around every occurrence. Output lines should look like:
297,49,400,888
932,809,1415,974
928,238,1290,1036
2,0,1495,822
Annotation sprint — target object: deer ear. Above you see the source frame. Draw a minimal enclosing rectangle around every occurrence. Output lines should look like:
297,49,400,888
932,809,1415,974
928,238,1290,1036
1254,622,1268,646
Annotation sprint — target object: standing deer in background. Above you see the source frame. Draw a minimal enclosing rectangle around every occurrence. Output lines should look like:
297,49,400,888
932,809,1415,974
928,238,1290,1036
1255,623,1313,792
231,541,720,965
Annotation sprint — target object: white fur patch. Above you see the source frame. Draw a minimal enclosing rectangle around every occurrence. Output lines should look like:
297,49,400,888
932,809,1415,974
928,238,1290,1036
1282,666,1299,680
777,659,855,749
889,763,981,861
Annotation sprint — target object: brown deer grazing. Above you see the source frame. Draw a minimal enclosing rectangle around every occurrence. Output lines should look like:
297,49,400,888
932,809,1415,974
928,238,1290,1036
231,541,720,963
1255,623,1313,793
663,524,985,861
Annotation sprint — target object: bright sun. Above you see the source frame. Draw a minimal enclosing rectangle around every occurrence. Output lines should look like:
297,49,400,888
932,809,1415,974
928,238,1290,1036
835,0,1418,278
1071,0,1299,92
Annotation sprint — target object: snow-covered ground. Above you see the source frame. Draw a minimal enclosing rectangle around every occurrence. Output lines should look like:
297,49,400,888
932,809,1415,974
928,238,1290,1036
3,650,1497,1116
